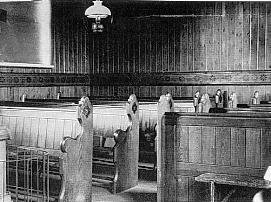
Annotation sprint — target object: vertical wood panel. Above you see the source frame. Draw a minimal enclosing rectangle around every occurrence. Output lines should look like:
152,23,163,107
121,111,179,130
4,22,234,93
259,3,266,70
261,129,271,168
227,2,236,70
221,2,229,71
175,19,181,72
124,28,130,73
21,117,32,146
213,2,222,71
235,2,243,70
168,20,175,72
206,2,214,71
188,126,201,163
177,126,189,162
231,128,246,167
54,119,65,149
15,117,24,145
38,119,48,148
7,116,16,144
46,119,56,149
194,17,201,71
63,119,74,137
246,128,261,168
267,4,271,69
187,18,194,71
202,127,216,164
216,127,231,166
181,19,188,72
251,2,259,70
243,2,251,70
30,117,40,147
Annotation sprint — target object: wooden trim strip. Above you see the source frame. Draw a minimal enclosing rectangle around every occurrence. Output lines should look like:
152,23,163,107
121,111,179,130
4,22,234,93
176,162,266,177
0,73,89,87
89,70,271,86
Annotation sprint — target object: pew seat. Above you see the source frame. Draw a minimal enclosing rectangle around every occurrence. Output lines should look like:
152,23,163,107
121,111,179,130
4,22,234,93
196,173,271,202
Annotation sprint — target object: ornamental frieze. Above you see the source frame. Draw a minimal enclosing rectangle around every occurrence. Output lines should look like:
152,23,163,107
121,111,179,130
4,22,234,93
0,73,89,87
89,70,271,86
0,70,271,87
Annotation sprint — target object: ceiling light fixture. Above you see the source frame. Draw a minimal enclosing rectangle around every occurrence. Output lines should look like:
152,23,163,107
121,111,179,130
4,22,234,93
85,0,111,33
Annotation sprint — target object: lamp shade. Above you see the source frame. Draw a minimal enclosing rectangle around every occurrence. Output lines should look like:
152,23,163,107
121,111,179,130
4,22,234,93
85,0,111,19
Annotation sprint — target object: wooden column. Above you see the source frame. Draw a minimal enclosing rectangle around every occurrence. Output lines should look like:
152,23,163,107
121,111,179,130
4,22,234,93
59,96,93,202
113,94,139,193
0,126,12,202
157,94,175,202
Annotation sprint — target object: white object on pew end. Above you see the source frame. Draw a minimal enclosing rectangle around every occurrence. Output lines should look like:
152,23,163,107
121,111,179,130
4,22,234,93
264,166,271,181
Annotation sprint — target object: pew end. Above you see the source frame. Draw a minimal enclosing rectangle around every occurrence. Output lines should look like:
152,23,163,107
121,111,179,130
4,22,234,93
112,94,139,194
59,96,93,202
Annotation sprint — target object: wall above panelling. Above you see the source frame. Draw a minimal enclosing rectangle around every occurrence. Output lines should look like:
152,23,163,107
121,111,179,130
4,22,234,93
86,1,271,103
89,2,271,73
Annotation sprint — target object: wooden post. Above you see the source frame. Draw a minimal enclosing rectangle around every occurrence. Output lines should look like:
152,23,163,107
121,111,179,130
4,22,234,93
0,126,12,202
157,94,174,202
112,94,139,193
59,96,93,202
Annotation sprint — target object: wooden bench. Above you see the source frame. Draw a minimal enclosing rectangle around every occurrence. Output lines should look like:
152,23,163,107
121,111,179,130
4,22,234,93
157,108,271,202
201,105,271,201
23,95,194,169
1,95,140,195
195,173,271,202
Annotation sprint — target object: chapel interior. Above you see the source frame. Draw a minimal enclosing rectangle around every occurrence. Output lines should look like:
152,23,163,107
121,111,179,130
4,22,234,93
0,1,271,202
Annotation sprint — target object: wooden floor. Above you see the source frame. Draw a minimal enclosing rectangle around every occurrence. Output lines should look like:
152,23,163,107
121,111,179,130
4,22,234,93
92,180,157,202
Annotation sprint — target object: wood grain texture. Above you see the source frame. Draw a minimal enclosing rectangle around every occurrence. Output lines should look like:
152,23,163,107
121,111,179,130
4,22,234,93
159,112,271,202
202,127,216,165
246,128,261,168
216,127,231,166
59,97,93,202
188,126,202,163
157,94,175,202
113,94,139,193
2,2,271,106
231,128,246,167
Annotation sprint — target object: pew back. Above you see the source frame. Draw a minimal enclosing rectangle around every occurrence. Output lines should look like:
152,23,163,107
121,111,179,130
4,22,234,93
0,106,80,154
0,104,131,152
159,112,271,202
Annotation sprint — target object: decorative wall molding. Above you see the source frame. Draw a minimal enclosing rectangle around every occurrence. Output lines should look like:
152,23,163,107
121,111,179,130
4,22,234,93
1,70,271,87
89,70,271,86
0,73,89,87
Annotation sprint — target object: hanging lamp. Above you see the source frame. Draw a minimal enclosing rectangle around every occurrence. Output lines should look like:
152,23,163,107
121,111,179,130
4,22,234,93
85,0,111,32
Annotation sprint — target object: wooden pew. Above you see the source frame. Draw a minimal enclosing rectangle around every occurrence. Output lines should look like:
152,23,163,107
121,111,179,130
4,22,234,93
22,96,194,167
1,95,140,194
226,104,271,114
157,101,271,202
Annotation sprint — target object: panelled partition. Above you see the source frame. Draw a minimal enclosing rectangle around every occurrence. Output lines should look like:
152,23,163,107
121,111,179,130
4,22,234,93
159,112,271,202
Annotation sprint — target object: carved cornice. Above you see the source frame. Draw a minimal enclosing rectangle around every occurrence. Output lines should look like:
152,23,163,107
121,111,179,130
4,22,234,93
1,70,271,87
0,73,89,87
89,70,271,86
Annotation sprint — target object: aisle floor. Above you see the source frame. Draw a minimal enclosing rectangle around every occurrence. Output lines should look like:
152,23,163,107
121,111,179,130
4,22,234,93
92,180,157,202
